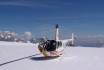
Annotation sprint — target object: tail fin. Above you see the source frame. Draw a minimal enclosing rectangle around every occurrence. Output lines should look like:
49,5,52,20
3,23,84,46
70,32,76,46
62,32,76,46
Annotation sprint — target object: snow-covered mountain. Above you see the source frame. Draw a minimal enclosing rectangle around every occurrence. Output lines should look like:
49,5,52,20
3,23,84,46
30,38,40,43
0,30,40,43
0,31,26,42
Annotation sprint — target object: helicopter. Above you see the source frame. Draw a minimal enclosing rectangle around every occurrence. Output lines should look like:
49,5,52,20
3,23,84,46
38,23,76,57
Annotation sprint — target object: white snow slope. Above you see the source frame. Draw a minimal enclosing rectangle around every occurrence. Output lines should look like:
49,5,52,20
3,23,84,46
0,41,104,70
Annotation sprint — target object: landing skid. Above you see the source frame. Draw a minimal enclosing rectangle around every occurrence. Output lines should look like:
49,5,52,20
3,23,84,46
58,52,68,60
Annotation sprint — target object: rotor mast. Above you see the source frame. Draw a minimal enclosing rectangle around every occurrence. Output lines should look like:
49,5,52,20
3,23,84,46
55,24,59,41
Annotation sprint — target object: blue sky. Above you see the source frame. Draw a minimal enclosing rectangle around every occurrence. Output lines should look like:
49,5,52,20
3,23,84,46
0,0,104,38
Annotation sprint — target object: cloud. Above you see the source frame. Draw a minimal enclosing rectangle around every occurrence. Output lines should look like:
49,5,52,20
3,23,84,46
37,16,76,20
1,27,26,31
33,2,57,8
84,35,104,38
76,35,104,43
4,31,18,36
0,2,29,7
5,31,10,34
0,1,57,8
24,31,32,40
11,32,18,36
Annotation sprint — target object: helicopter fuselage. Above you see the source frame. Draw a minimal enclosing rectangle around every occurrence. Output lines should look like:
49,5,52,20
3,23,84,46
38,23,75,57
38,40,67,56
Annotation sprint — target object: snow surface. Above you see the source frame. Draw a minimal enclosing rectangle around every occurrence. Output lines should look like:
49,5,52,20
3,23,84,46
0,41,104,70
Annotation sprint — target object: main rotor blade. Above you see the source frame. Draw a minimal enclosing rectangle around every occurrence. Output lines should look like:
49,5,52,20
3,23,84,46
38,22,55,26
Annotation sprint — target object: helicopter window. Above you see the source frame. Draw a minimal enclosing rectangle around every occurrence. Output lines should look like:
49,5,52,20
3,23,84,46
58,42,59,46
39,40,44,45
57,41,62,47
59,42,62,47
56,42,59,48
53,43,56,45
45,40,56,51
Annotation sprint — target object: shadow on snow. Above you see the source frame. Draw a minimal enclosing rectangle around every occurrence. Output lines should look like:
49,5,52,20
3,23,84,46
30,56,59,61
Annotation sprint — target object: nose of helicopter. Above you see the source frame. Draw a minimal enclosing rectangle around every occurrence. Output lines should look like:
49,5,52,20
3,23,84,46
38,45,48,56
42,51,47,56
38,45,43,53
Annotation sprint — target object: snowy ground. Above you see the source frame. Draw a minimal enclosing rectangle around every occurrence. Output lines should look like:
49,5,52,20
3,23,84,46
0,41,104,70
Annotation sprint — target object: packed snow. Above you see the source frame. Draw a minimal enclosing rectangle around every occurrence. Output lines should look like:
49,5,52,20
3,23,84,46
0,41,104,70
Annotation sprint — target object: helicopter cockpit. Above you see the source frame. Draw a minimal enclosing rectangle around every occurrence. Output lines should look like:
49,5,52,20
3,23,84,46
39,39,63,52
40,38,62,51
44,40,56,51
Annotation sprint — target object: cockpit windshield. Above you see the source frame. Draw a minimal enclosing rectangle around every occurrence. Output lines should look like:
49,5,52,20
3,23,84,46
44,40,56,51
